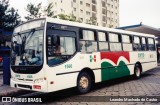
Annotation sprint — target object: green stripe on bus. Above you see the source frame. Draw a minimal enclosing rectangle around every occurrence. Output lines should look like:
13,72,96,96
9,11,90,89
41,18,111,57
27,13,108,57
101,61,130,81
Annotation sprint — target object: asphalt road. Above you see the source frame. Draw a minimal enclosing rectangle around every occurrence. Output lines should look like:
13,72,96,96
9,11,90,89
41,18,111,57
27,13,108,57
1,67,160,105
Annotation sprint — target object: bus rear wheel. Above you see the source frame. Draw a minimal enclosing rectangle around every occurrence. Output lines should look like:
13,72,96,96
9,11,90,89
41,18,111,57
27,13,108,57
77,72,92,94
134,64,142,79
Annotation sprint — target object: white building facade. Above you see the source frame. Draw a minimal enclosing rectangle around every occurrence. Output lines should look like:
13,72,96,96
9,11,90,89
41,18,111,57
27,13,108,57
48,0,119,28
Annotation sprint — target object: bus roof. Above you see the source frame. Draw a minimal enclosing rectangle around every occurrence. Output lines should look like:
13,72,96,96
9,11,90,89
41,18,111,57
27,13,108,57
46,17,155,38
15,17,155,38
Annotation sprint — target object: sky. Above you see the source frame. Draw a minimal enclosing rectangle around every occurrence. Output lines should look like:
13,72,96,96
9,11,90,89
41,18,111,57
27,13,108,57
120,0,160,28
9,0,160,28
9,0,47,20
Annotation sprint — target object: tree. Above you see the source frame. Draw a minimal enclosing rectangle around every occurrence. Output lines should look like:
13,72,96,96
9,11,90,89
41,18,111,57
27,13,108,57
0,0,21,31
43,3,54,17
25,3,54,21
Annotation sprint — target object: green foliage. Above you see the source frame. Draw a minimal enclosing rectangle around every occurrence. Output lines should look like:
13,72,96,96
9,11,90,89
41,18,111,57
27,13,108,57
25,3,42,20
58,14,67,20
25,3,54,21
58,14,80,22
86,16,97,25
0,0,21,31
44,3,54,17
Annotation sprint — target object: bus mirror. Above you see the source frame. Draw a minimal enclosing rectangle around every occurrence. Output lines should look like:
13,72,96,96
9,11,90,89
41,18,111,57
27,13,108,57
52,35,57,45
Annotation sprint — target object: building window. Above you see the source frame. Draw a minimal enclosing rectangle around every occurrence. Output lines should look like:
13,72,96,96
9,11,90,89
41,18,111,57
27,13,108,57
92,5,96,12
107,3,110,7
73,0,76,3
92,0,96,4
86,3,90,7
80,1,83,5
102,16,106,22
80,9,83,13
102,1,105,7
111,5,113,8
80,18,83,22
74,8,76,11
102,8,105,14
92,13,96,18
86,11,90,15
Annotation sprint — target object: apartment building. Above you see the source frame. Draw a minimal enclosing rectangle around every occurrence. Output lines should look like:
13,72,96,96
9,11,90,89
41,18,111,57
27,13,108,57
48,0,119,28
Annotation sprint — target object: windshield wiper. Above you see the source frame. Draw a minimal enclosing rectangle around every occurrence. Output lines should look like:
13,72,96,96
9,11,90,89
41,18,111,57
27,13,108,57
21,29,35,54
25,29,35,45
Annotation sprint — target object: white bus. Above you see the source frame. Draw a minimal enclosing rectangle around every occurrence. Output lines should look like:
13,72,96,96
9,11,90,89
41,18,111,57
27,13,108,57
10,18,157,94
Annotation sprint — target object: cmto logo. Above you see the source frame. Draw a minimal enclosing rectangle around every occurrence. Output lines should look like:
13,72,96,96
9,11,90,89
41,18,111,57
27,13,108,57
90,55,96,62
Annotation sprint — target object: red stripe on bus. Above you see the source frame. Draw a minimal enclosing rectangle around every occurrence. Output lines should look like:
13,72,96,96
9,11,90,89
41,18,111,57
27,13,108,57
100,52,130,64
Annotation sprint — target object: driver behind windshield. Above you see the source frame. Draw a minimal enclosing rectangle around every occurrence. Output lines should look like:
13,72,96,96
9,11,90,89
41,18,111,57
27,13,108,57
28,50,41,65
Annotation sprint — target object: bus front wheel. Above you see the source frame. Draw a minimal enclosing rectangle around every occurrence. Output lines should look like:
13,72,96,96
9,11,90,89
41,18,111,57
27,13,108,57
134,64,142,79
77,72,92,94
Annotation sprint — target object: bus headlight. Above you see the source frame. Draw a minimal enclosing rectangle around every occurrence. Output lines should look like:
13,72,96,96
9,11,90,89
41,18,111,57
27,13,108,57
34,78,44,83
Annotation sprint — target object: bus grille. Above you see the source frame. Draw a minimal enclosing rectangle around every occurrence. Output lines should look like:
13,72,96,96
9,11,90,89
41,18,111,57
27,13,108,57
18,84,32,89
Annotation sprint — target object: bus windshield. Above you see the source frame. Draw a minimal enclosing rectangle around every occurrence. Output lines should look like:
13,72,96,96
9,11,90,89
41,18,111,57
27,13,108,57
11,29,43,66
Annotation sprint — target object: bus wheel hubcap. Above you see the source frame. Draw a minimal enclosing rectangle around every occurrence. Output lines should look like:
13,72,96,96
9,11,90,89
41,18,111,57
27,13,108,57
136,67,140,77
79,76,88,89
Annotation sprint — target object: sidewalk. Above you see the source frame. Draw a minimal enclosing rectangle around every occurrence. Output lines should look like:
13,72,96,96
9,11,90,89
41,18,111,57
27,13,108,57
0,85,26,97
0,68,25,97
0,75,31,97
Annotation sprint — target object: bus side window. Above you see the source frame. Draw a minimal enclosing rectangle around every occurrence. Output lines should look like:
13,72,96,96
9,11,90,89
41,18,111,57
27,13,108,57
148,38,155,51
109,33,122,51
142,37,147,51
122,34,133,51
98,32,109,51
80,30,97,52
133,36,141,51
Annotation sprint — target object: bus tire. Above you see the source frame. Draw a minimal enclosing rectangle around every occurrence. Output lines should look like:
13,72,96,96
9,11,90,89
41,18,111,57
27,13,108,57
134,64,142,79
77,72,92,94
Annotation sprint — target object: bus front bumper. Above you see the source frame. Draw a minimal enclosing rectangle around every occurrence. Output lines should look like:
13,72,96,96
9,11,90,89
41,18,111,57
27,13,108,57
10,78,48,92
